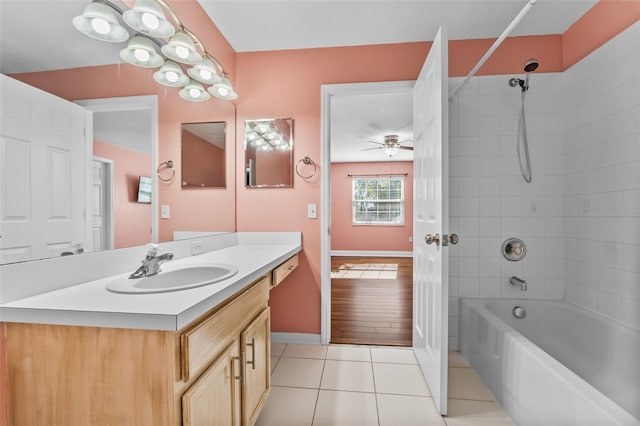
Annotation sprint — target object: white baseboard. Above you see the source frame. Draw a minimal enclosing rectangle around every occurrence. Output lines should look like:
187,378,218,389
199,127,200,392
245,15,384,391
270,332,323,345
330,250,413,258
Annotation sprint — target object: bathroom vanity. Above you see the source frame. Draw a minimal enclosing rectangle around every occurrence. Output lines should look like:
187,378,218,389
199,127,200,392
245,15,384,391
0,232,300,426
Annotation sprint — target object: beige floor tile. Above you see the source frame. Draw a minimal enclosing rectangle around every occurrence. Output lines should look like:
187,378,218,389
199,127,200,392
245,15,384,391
321,360,375,392
271,343,287,357
371,347,417,364
377,393,446,426
313,390,378,426
373,363,431,396
326,345,371,362
447,367,494,401
271,357,325,389
282,344,328,359
255,386,318,426
448,351,469,368
271,356,280,373
444,399,513,426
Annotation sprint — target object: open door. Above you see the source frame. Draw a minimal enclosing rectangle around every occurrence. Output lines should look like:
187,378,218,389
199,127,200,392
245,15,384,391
412,26,450,415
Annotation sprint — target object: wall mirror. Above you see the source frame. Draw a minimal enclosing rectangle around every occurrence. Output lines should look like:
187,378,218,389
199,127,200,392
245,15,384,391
0,2,237,265
245,118,294,188
182,122,226,188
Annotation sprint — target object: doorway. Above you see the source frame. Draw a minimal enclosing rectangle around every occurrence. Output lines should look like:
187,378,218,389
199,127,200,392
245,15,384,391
320,81,415,345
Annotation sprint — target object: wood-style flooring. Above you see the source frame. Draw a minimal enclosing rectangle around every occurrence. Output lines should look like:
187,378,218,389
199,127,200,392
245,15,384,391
330,256,413,347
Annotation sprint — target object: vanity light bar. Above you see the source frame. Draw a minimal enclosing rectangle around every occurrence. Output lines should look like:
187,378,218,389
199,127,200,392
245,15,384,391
73,0,237,102
245,121,291,151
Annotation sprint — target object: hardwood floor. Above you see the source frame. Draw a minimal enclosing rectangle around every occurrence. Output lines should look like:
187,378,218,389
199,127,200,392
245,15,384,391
330,256,413,347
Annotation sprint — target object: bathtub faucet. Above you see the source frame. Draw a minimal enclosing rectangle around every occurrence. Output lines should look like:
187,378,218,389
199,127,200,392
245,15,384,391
510,276,527,291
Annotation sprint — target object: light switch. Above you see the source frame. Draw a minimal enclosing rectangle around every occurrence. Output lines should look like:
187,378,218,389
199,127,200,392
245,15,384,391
161,205,170,219
307,203,317,219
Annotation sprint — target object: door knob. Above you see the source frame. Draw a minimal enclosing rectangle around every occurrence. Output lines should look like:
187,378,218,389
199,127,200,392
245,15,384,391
449,234,459,245
425,233,440,246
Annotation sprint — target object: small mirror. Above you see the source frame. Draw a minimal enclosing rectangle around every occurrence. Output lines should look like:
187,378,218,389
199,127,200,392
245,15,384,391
181,122,227,188
245,118,293,187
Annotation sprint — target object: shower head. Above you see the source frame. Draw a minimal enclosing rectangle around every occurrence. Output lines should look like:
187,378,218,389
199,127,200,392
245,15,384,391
524,58,539,73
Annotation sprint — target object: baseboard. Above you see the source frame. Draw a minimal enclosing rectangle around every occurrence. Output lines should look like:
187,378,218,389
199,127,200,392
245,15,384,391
270,332,323,345
330,250,413,258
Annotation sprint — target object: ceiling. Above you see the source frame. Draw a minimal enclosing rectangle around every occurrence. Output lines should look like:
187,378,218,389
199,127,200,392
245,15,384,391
0,0,597,162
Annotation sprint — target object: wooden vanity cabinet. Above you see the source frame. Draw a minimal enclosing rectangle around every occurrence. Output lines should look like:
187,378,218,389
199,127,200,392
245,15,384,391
5,274,272,426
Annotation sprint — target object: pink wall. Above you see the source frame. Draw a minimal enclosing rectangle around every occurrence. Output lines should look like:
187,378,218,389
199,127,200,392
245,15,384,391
10,0,237,242
563,0,640,70
94,140,152,249
331,162,413,252
181,129,225,188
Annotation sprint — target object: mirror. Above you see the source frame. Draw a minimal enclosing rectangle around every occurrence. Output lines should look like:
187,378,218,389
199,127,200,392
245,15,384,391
0,1,236,265
182,122,226,188
244,118,294,187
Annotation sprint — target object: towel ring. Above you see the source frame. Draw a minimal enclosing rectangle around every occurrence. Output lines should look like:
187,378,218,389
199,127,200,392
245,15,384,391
295,156,317,179
157,160,175,182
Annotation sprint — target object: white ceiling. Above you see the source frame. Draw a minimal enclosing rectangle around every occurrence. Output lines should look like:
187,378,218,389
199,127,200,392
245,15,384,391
0,0,597,162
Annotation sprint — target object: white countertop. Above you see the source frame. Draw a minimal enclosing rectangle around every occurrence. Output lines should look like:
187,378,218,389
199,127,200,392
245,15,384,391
0,240,300,331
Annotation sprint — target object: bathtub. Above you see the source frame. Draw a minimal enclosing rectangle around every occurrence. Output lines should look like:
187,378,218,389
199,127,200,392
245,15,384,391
459,298,639,425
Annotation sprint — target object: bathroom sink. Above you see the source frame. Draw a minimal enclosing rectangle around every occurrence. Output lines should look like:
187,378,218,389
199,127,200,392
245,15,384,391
106,264,238,294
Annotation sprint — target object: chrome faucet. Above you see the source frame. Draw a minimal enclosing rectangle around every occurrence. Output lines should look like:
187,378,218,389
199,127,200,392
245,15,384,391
129,245,174,279
510,276,527,291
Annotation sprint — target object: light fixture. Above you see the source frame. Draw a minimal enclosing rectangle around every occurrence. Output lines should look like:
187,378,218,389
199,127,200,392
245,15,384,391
208,74,237,100
72,2,130,43
122,0,175,38
383,146,399,157
276,143,291,151
153,60,189,87
161,31,202,65
188,56,222,85
119,35,164,68
73,0,236,103
179,79,211,102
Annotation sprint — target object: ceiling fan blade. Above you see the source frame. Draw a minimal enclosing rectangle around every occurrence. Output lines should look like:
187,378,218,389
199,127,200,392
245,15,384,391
398,139,413,145
398,146,413,151
361,147,383,151
366,141,385,146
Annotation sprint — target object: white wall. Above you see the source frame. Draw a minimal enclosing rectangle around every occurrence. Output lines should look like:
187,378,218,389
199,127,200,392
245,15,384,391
563,22,640,331
450,21,640,348
448,72,566,349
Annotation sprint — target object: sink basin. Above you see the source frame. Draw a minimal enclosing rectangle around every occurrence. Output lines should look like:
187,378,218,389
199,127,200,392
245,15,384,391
106,264,238,294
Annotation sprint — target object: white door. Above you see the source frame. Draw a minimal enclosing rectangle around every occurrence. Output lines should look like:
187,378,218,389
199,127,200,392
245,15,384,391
412,26,450,415
92,158,114,251
0,75,87,263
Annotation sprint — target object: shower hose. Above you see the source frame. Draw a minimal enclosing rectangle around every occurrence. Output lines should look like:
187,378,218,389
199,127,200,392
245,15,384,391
517,89,533,183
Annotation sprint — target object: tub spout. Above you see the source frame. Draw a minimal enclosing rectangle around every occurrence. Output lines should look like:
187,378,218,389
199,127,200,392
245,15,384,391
510,276,527,291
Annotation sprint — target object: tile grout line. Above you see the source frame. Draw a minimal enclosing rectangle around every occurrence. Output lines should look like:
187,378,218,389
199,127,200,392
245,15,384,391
309,349,328,426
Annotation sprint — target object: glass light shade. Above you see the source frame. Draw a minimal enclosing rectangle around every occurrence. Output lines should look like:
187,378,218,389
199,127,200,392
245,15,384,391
246,131,259,141
123,0,175,38
153,61,189,87
179,80,211,102
208,75,237,100
120,36,164,68
250,137,265,147
276,143,291,151
161,32,202,65
187,57,222,85
258,144,273,152
383,147,399,157
72,2,130,43
253,123,270,134
270,134,284,145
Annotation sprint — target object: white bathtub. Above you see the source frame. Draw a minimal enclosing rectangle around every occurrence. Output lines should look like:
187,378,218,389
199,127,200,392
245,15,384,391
459,298,639,425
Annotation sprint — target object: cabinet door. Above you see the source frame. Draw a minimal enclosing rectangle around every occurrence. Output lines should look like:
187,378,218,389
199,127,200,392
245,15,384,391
183,341,241,426
241,307,271,426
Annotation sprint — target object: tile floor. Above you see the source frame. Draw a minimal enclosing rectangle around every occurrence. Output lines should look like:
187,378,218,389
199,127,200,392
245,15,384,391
256,344,513,426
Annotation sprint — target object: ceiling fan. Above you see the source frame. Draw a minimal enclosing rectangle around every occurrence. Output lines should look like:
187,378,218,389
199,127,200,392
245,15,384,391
362,135,413,157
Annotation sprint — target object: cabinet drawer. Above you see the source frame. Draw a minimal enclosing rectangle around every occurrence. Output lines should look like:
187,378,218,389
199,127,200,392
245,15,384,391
181,275,270,382
272,254,298,287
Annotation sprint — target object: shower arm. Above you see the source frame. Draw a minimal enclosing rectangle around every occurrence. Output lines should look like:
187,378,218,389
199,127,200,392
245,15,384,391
449,0,537,101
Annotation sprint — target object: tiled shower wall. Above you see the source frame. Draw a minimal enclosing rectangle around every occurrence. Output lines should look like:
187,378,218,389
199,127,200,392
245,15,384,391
563,22,640,332
449,21,640,348
447,72,566,349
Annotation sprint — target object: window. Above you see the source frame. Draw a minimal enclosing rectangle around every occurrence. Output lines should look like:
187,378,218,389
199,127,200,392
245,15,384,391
352,177,405,225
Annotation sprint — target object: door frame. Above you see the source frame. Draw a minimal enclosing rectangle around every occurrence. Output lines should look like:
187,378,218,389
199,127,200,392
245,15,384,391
92,156,115,250
75,95,159,245
320,80,415,344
